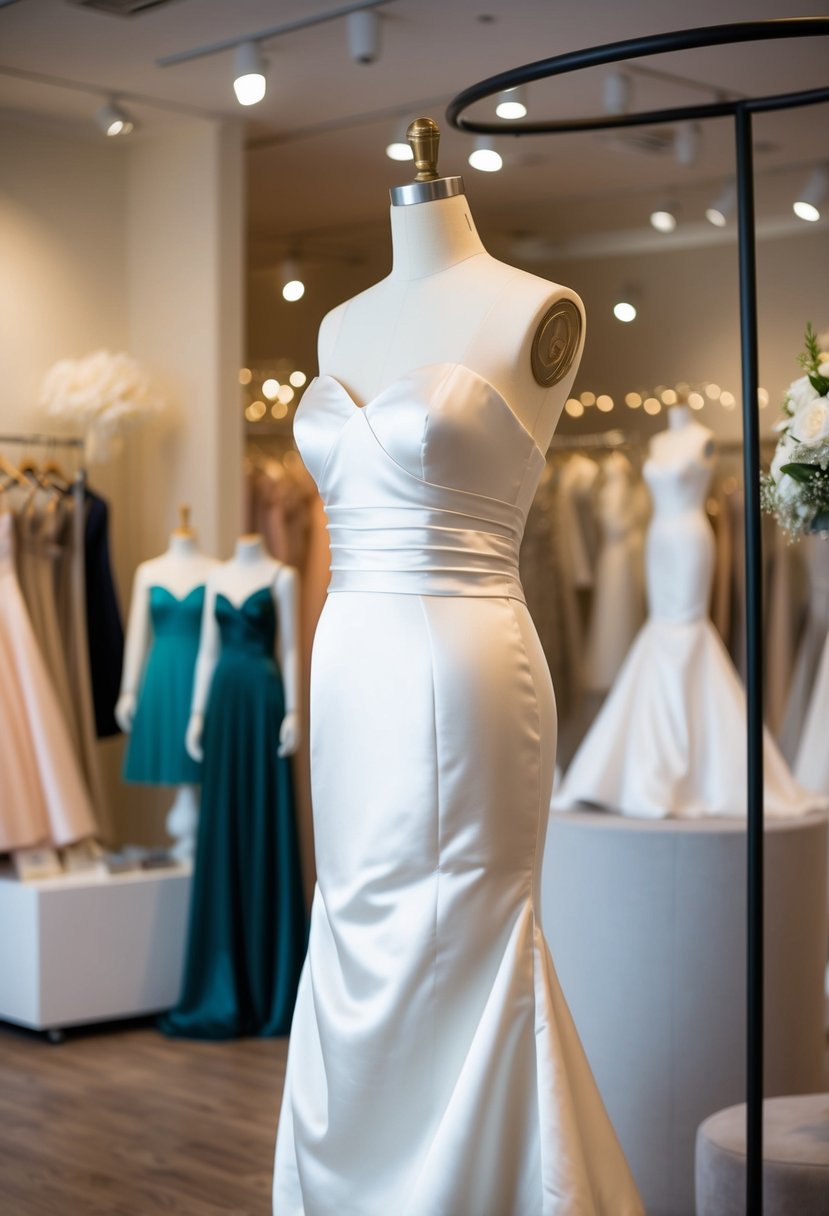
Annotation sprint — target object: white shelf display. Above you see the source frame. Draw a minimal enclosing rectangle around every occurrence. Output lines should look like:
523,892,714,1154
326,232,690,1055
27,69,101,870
0,864,191,1038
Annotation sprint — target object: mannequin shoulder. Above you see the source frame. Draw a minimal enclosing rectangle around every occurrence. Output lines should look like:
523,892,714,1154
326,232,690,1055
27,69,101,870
317,276,395,368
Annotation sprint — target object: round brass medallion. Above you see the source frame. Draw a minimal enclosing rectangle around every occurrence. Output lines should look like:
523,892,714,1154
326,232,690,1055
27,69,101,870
530,299,582,387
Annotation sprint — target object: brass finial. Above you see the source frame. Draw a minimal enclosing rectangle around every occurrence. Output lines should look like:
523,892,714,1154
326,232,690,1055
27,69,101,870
174,503,193,537
408,117,440,182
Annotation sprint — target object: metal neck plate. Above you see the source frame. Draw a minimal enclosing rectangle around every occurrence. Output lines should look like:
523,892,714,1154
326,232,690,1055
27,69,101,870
390,176,465,207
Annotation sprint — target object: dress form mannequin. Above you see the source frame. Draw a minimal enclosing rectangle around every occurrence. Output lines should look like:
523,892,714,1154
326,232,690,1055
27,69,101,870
274,121,644,1216
318,121,585,453
186,534,300,759
117,509,218,861
650,401,716,464
161,533,306,1040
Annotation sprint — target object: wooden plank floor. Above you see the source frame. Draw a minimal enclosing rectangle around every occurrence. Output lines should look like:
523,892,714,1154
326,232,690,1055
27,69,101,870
0,1020,288,1215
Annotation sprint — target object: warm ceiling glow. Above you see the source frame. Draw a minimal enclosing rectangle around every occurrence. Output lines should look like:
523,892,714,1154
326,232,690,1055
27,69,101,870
565,398,584,418
579,391,596,406
386,141,413,161
625,392,642,408
650,208,677,233
705,383,721,400
276,384,295,404
239,368,252,386
496,87,527,120
289,370,307,387
643,397,661,415
282,279,305,302
688,392,705,410
661,388,678,405
596,395,614,412
720,390,736,408
271,401,289,420
262,378,280,400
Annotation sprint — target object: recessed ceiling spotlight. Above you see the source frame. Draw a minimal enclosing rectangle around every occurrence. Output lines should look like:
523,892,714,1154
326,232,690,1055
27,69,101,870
793,165,828,223
385,117,413,162
280,258,305,302
468,135,502,173
613,284,639,322
650,203,678,233
706,182,737,227
96,100,135,138
496,86,527,120
233,41,267,106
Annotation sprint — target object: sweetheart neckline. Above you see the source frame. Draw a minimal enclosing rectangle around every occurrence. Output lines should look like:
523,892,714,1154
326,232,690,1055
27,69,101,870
150,584,205,604
215,587,273,611
309,362,547,460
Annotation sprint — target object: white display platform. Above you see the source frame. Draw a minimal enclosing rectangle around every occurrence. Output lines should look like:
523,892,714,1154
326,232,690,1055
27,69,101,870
0,862,191,1037
542,809,829,1216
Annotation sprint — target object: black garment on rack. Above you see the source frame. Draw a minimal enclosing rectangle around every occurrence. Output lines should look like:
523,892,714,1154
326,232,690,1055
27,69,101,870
84,487,124,738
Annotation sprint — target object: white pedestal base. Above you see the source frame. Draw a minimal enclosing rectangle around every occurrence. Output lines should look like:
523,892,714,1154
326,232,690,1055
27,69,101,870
0,863,191,1034
542,810,829,1216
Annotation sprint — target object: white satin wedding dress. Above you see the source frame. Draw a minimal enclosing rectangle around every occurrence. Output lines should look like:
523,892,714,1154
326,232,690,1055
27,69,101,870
273,363,643,1215
554,442,820,820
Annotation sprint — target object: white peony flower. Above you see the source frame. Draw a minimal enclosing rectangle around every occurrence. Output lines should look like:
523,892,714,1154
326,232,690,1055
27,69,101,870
771,432,796,483
791,395,829,446
787,374,819,413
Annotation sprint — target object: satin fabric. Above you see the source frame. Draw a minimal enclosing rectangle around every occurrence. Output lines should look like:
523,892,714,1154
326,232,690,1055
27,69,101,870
555,450,822,820
160,589,306,1039
273,364,643,1215
123,585,204,786
0,511,96,848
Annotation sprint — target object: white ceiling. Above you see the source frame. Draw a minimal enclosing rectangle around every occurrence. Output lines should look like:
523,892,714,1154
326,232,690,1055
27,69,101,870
0,0,827,259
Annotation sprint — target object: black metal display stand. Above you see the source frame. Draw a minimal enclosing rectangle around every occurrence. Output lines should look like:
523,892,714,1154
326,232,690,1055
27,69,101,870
448,18,829,1214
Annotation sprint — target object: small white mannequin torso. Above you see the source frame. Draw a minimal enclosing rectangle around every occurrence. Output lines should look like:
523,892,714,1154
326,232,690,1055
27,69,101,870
116,532,218,732
318,192,585,454
648,405,716,466
185,535,302,761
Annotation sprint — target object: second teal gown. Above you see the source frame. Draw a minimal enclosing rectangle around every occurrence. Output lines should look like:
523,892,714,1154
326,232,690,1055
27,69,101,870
159,587,306,1039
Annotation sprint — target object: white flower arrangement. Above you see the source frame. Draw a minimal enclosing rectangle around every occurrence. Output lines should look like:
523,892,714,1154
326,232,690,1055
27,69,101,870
762,324,829,539
40,349,164,462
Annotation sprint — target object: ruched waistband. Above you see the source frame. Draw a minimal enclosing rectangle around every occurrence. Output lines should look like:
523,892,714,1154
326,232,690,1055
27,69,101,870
325,503,526,600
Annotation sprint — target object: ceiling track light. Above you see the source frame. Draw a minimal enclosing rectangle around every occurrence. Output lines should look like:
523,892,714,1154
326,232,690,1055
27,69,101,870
674,120,701,167
234,40,267,106
603,72,631,116
496,86,528,120
612,285,639,323
385,117,413,162
280,257,305,302
96,99,135,139
347,8,381,63
468,135,502,173
650,202,678,233
705,181,737,228
793,164,829,223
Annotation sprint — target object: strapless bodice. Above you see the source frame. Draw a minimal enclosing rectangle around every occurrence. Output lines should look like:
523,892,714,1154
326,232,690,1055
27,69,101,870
216,588,276,657
294,363,546,599
644,453,713,517
149,585,205,641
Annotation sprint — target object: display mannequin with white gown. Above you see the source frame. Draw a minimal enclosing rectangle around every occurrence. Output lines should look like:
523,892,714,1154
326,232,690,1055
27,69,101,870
116,509,218,861
554,404,821,819
273,119,643,1216
583,451,645,692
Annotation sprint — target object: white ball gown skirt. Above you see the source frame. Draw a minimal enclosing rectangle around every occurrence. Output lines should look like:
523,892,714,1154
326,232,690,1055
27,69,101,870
555,454,821,820
273,365,643,1215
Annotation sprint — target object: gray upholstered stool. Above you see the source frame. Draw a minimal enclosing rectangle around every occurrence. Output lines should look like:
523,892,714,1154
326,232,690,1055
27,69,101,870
541,810,829,1216
696,1094,829,1214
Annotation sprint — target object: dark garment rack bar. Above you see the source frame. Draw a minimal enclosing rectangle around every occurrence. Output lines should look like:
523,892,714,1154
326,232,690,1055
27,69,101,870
448,18,829,1214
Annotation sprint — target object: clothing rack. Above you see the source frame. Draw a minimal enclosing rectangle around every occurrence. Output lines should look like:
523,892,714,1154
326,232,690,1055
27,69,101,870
550,429,634,452
0,432,84,449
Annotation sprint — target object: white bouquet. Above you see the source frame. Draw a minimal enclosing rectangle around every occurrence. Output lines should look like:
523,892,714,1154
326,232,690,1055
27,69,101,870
762,323,829,539
40,349,164,462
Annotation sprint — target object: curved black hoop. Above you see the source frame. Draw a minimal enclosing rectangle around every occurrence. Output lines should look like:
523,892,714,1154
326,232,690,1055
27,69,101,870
447,20,829,1216
447,17,829,133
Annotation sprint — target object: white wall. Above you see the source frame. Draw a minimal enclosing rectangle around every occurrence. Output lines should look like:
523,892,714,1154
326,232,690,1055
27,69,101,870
0,109,244,846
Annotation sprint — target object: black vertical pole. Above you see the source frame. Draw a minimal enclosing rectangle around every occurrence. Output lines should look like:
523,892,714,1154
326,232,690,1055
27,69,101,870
735,101,763,1215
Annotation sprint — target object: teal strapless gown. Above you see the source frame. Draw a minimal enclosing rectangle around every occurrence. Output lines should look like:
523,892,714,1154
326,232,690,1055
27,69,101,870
123,585,204,786
159,587,306,1039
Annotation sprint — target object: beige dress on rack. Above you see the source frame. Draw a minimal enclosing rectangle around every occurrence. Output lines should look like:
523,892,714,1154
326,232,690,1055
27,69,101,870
0,511,97,849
